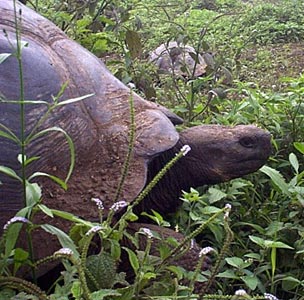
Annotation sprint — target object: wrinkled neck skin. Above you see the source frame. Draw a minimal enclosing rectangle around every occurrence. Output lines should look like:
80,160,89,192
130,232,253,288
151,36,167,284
134,138,213,218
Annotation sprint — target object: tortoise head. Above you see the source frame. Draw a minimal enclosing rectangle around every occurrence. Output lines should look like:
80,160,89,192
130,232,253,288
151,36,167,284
178,124,272,185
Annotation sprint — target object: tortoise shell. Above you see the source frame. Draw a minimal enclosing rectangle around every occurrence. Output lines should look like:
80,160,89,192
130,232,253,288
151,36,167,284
0,1,181,232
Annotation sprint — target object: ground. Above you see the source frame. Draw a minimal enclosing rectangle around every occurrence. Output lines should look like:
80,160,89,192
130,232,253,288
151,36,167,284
239,42,304,90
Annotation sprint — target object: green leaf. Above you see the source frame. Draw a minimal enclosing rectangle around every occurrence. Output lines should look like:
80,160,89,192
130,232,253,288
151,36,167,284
241,275,258,290
13,248,29,274
216,270,238,279
0,128,19,143
4,209,29,258
0,53,12,64
260,165,290,195
29,126,75,183
91,289,121,300
236,222,265,234
271,247,276,278
56,93,94,106
26,182,42,207
71,280,81,300
40,224,79,258
51,209,92,227
225,257,244,268
122,247,139,272
264,240,294,249
294,142,304,154
249,235,266,248
159,243,171,260
38,204,54,218
289,153,299,173
24,156,41,167
142,272,156,280
208,187,227,203
0,166,22,182
14,248,29,262
166,266,184,280
28,172,67,190
0,288,15,299
281,276,302,291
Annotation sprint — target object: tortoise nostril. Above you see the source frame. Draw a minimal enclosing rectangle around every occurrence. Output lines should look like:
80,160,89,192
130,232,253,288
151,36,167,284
240,136,257,148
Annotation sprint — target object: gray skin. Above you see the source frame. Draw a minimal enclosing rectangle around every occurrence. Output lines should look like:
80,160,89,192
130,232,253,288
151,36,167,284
0,1,271,286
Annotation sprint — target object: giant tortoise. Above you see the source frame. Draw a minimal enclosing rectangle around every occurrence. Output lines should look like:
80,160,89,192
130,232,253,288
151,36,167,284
150,41,208,77
0,0,271,290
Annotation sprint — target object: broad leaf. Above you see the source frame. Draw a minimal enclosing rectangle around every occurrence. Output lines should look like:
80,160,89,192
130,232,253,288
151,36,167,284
264,240,294,249
289,153,299,173
216,270,238,279
225,257,244,268
294,142,304,154
40,224,79,258
26,182,42,207
122,247,139,272
260,165,289,195
208,187,227,203
4,208,29,258
241,275,259,290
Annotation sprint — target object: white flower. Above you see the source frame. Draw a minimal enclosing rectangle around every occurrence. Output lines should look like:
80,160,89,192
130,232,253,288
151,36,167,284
86,225,103,236
264,293,279,300
54,248,73,257
91,197,104,210
199,246,214,257
235,289,248,296
224,203,232,219
181,145,191,156
190,239,195,250
3,216,30,230
140,227,153,239
110,200,128,211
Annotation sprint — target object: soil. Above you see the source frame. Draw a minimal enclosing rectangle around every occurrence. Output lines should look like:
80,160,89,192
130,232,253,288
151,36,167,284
239,42,304,90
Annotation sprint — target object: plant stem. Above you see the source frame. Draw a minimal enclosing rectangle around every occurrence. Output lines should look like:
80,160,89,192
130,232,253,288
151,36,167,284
13,0,36,282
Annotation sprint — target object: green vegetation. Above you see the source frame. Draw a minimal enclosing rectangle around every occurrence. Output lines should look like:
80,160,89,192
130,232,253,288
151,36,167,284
0,0,303,299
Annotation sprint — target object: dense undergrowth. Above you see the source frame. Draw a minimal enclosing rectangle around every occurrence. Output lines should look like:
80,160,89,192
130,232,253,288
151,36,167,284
0,0,303,299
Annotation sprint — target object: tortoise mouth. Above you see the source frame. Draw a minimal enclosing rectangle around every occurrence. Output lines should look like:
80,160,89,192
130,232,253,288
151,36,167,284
230,158,268,176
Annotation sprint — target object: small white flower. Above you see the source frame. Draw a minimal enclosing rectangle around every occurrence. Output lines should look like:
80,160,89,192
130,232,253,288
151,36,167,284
181,145,191,156
110,200,128,211
190,239,195,250
91,197,104,210
54,248,73,257
264,293,279,300
235,289,248,296
86,225,103,236
224,203,232,219
3,216,30,230
199,246,214,257
127,82,136,89
140,227,153,239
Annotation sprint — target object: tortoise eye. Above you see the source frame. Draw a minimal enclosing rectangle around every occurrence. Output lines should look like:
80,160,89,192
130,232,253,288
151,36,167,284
239,136,257,148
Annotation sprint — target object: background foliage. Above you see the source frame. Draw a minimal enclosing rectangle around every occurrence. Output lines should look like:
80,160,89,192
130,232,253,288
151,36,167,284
1,0,303,299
